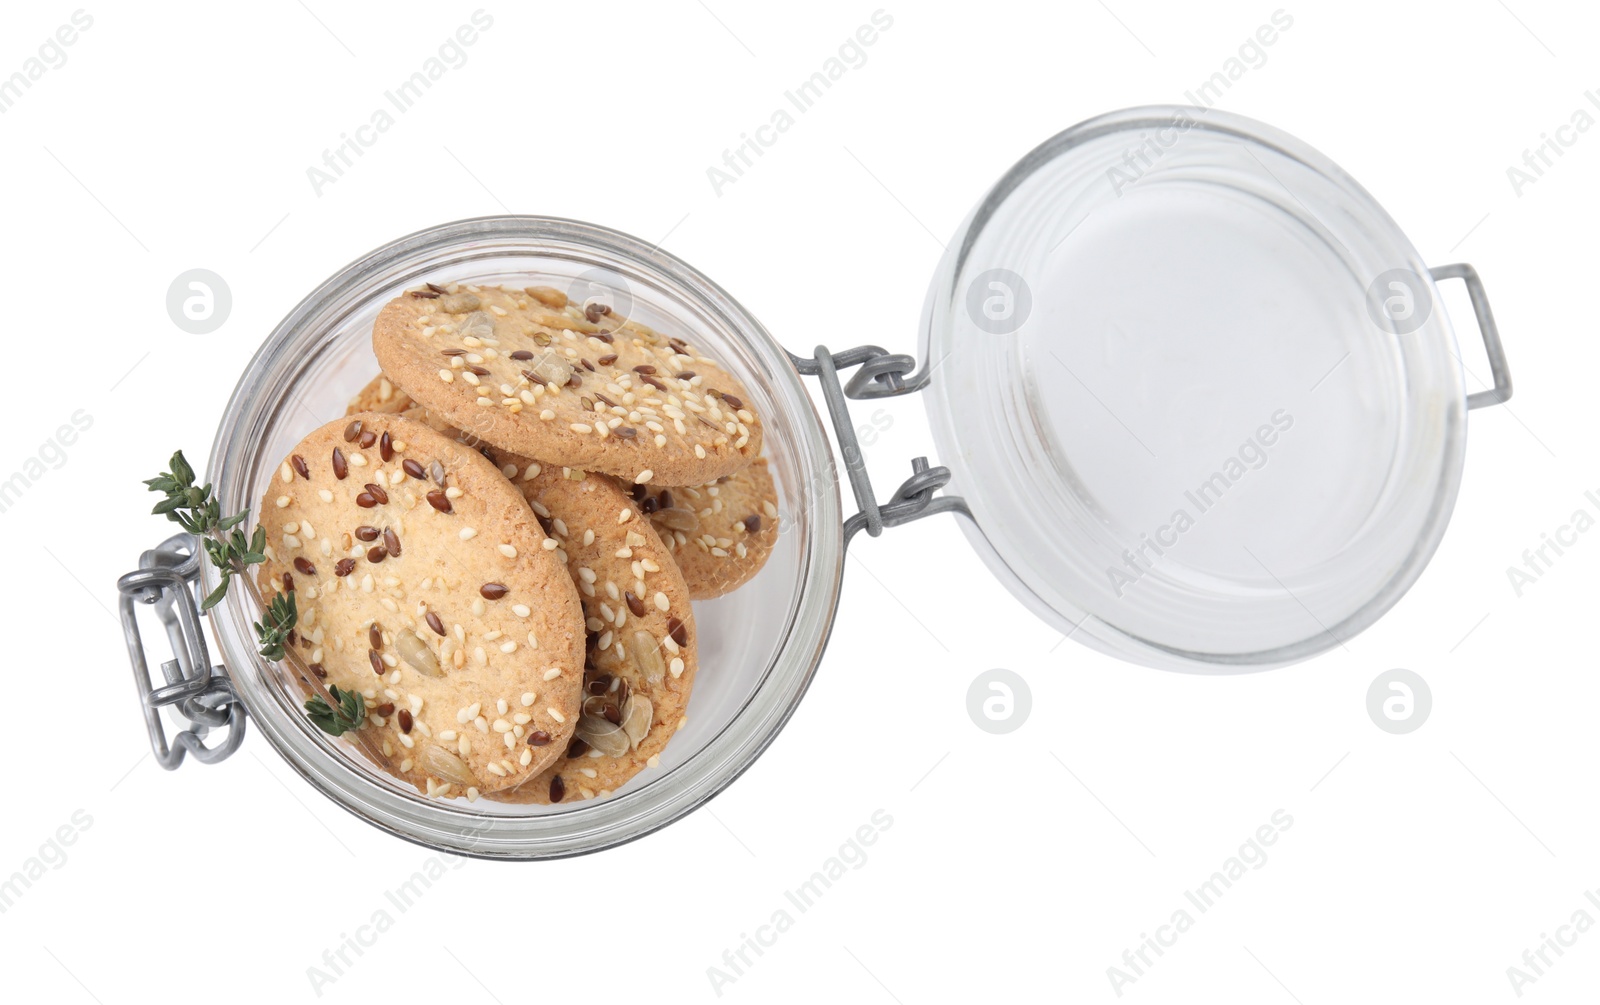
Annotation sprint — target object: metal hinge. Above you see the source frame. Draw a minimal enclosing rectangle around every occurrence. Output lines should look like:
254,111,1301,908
789,345,970,548
117,533,247,768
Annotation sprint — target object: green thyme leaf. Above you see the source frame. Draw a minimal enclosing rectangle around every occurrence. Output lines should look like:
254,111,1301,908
305,685,366,737
254,590,298,661
200,577,231,611
147,449,270,608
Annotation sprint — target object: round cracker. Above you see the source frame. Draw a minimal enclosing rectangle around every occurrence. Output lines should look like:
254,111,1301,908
373,282,761,485
486,463,698,805
256,413,586,799
639,458,778,599
345,372,412,415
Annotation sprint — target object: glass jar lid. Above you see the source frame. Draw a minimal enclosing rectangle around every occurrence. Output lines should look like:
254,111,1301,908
920,106,1481,672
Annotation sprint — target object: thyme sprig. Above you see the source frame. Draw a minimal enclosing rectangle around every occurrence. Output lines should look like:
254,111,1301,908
254,590,298,661
305,685,367,737
145,450,265,609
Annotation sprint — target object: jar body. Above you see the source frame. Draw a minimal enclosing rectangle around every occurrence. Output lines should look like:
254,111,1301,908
205,217,843,857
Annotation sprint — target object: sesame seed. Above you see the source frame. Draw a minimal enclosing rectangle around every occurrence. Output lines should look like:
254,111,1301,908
317,489,334,503
438,369,454,383
654,592,669,611
543,668,562,681
275,495,291,508
670,657,684,677
521,692,536,706
547,708,566,723
541,538,558,550
569,423,593,434
512,604,530,617
635,469,654,484
498,543,517,558
459,527,477,541
493,719,512,732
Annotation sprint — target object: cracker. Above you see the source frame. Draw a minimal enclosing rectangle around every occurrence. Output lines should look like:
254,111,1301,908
345,372,411,415
372,282,761,485
485,462,698,805
637,458,778,599
256,413,586,799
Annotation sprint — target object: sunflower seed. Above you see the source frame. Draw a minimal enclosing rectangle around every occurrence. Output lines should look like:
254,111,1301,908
396,632,443,677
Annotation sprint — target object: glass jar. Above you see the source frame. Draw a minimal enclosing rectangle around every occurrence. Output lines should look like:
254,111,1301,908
118,106,1513,857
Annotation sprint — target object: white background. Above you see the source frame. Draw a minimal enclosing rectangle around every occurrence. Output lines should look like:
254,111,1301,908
1,1,1596,1002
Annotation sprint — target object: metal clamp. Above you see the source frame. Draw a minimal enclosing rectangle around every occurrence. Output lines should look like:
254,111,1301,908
1430,263,1512,410
789,345,970,548
117,533,247,769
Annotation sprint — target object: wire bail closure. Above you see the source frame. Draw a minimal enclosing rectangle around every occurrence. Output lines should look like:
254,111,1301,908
789,345,971,548
117,533,247,769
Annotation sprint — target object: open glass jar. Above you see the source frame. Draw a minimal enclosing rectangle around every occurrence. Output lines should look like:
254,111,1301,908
118,106,1512,857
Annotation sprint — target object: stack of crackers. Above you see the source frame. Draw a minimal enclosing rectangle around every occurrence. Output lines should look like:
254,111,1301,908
256,281,778,805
